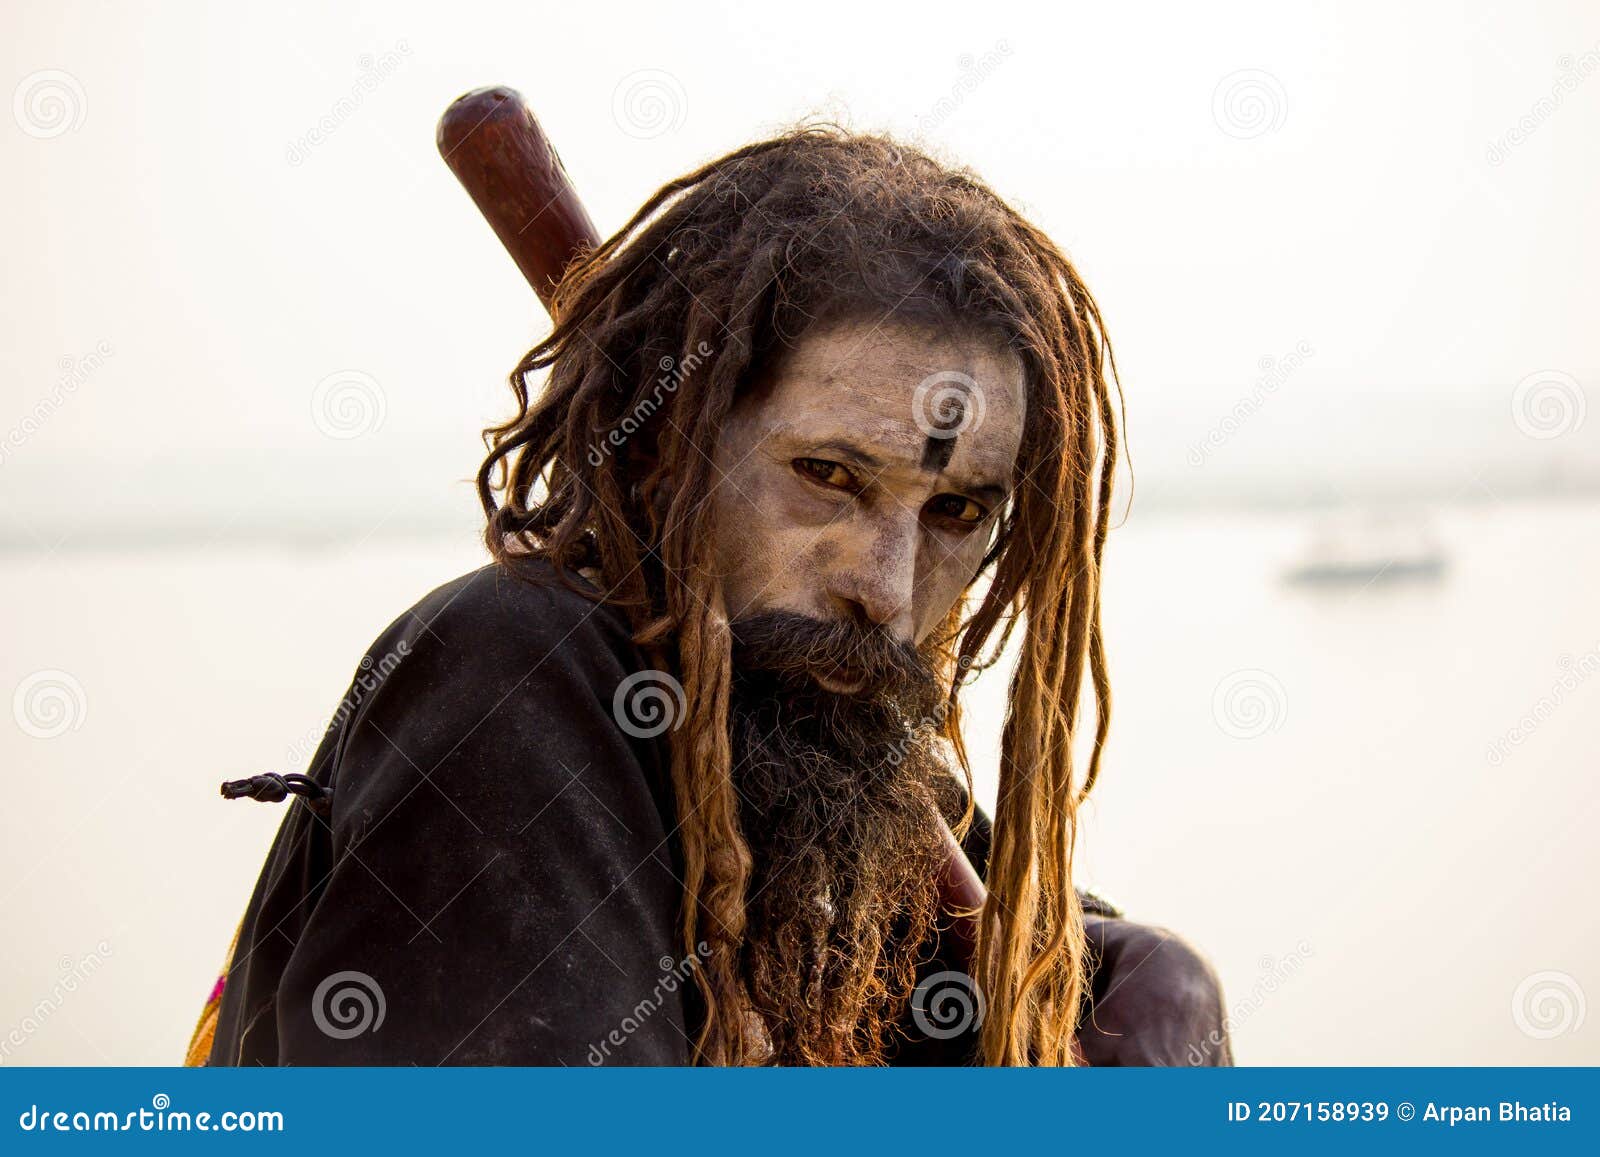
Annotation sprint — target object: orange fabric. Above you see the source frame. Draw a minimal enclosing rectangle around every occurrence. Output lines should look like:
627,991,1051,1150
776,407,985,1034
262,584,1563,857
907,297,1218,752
183,921,241,1066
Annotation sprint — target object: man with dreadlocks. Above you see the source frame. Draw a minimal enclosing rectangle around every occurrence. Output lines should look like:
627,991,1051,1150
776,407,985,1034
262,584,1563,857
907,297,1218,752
202,127,1231,1067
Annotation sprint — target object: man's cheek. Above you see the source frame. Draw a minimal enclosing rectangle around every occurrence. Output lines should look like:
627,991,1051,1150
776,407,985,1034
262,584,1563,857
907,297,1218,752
733,473,845,569
715,516,814,617
763,526,829,587
913,543,987,638
709,490,764,602
743,528,839,618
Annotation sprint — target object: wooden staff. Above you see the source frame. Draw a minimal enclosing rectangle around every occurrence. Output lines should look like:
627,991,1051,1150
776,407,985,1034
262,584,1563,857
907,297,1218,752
437,86,600,306
436,85,990,981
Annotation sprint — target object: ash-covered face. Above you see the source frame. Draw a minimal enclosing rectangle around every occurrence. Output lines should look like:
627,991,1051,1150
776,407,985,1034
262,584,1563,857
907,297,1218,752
704,317,1027,1062
709,317,1027,670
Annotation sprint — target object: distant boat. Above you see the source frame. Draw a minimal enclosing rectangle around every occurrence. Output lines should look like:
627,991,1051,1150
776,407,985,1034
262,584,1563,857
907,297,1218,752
1284,509,1448,587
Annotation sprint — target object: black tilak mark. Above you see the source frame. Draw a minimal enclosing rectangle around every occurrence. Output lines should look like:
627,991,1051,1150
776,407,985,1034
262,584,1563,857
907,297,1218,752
920,393,966,471
921,433,957,471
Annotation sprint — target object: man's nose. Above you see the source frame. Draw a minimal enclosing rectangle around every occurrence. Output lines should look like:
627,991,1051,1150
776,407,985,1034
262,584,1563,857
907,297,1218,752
824,525,918,640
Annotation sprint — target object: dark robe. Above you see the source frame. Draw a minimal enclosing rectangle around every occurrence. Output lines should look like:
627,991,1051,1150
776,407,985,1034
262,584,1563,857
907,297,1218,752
207,561,1231,1066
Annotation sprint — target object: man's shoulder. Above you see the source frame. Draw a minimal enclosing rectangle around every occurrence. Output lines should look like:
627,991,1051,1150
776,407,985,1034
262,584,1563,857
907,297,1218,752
322,558,674,840
329,558,656,780
393,559,638,661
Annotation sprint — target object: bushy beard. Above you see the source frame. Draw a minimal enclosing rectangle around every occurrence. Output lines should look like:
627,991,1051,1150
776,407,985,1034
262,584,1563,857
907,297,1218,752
728,612,956,1065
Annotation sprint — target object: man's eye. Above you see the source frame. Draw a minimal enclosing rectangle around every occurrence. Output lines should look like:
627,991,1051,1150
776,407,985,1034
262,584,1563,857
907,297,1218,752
928,494,986,525
793,458,857,490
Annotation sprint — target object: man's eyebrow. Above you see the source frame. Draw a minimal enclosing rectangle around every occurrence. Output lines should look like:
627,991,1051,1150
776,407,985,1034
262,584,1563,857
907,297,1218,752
808,439,885,471
805,438,1010,503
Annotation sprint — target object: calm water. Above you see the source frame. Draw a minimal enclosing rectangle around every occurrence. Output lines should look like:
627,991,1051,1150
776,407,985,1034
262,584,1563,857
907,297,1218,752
2,498,1596,1064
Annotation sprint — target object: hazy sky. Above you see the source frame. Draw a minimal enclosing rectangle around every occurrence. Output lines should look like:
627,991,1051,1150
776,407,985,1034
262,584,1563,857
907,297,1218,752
3,2,1597,1066
3,0,1597,540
